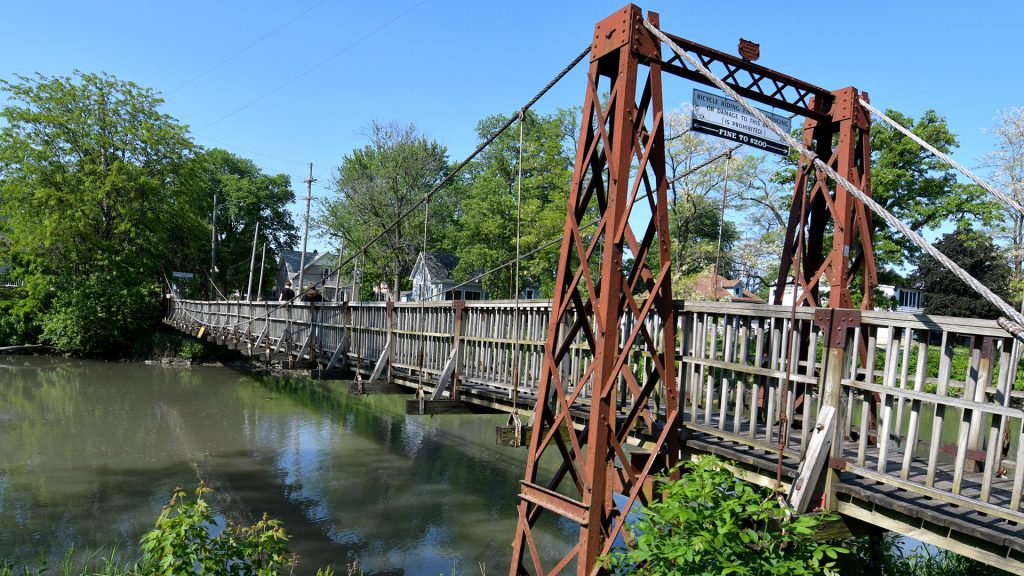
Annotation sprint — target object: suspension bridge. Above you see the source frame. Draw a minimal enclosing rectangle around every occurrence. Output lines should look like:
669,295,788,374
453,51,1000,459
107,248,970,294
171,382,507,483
164,4,1024,575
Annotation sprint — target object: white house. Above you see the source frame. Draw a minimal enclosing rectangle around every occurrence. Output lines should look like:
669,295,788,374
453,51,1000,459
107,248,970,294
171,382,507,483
409,252,485,302
275,250,353,301
878,284,925,313
768,279,923,313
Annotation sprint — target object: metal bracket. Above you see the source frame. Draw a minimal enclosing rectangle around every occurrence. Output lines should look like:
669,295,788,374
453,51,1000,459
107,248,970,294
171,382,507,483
815,308,860,349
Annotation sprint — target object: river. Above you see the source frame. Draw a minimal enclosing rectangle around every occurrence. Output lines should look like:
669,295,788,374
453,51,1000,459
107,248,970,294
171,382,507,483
0,357,572,575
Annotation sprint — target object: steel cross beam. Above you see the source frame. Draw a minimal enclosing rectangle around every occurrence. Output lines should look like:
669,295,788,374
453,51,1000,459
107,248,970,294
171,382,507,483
658,31,833,121
774,88,876,310
509,5,677,575
510,4,876,574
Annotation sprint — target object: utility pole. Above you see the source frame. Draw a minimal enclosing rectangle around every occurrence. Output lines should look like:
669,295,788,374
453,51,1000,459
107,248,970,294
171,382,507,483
210,192,217,297
297,163,315,293
335,237,346,301
245,221,260,301
713,151,732,293
256,243,267,301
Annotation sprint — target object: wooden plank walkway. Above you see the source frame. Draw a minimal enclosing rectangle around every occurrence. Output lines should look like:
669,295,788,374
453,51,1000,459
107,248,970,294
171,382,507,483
165,297,1024,573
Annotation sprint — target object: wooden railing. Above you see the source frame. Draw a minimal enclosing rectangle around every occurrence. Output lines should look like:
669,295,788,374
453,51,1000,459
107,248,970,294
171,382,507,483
166,297,1024,530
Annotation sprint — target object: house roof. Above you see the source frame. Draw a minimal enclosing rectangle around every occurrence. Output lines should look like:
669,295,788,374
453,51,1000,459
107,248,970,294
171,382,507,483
306,251,340,269
417,251,461,282
692,271,765,304
280,250,319,274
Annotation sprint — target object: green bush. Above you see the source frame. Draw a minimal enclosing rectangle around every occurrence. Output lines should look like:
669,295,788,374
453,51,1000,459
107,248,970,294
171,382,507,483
0,298,41,347
139,484,292,575
177,339,207,360
40,269,159,356
1,484,311,576
602,455,846,575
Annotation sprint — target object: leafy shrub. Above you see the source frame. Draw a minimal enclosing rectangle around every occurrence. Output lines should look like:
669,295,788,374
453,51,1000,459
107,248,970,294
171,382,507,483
40,269,159,356
177,338,207,360
603,455,846,575
0,299,41,347
139,484,292,575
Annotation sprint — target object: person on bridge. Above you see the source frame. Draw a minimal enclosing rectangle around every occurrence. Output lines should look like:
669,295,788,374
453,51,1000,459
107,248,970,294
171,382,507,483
301,286,323,302
280,281,295,302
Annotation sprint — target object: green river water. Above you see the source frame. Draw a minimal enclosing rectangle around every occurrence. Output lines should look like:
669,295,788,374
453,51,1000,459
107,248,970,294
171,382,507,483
0,357,572,575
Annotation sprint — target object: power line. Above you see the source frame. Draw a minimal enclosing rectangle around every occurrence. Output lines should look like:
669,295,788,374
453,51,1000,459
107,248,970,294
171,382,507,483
194,134,335,168
195,0,430,132
174,45,590,329
166,0,331,96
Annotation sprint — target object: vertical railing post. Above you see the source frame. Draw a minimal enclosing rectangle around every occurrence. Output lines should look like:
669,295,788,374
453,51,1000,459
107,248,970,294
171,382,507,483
386,302,395,383
339,301,351,369
452,300,466,399
818,308,859,511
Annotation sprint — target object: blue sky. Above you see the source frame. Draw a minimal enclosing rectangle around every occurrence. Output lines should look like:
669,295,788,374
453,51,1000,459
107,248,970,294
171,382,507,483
3,1,1023,252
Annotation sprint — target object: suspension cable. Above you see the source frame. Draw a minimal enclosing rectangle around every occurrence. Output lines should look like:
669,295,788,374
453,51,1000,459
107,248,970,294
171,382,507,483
417,196,430,413
172,45,591,331
712,151,732,288
509,110,526,445
173,134,737,330
644,18,1024,330
859,98,1024,218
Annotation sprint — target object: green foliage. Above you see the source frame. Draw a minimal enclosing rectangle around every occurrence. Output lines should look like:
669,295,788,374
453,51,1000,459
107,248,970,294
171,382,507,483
449,109,577,298
870,109,999,271
40,267,160,355
0,298,41,346
603,455,846,575
139,485,292,576
178,339,207,360
0,71,204,354
319,121,451,301
911,226,1012,319
187,148,298,296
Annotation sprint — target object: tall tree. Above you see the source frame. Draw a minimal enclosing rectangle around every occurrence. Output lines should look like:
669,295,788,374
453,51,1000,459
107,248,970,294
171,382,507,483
450,109,577,298
320,121,450,301
187,148,298,297
0,72,202,354
664,109,766,285
984,106,1024,298
911,227,1011,319
870,109,996,271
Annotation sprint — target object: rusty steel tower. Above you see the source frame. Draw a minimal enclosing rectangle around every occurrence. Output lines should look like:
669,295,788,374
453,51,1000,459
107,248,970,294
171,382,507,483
509,5,873,575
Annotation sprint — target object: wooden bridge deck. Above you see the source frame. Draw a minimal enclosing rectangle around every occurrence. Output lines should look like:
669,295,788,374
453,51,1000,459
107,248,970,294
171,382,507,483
165,297,1024,572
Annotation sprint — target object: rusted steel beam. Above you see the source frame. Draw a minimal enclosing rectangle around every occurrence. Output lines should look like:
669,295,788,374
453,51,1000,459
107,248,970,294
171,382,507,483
509,5,676,575
774,87,875,311
658,31,833,122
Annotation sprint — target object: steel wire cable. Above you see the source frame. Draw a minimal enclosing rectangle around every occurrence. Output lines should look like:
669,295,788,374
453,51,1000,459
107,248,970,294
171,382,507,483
860,98,1024,218
172,45,592,330
644,18,1024,331
172,125,739,330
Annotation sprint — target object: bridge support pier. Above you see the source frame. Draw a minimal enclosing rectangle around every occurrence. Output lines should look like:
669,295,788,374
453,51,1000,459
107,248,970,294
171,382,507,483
510,6,677,575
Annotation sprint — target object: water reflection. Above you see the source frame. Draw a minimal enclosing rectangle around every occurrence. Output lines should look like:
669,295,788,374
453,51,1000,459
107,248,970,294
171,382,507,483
0,358,571,574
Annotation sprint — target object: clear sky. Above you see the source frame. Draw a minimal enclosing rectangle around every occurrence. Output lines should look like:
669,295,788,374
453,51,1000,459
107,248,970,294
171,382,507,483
3,0,1023,253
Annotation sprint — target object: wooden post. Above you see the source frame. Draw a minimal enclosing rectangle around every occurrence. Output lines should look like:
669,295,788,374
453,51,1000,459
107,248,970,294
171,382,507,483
451,300,466,399
815,308,859,512
386,302,395,383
